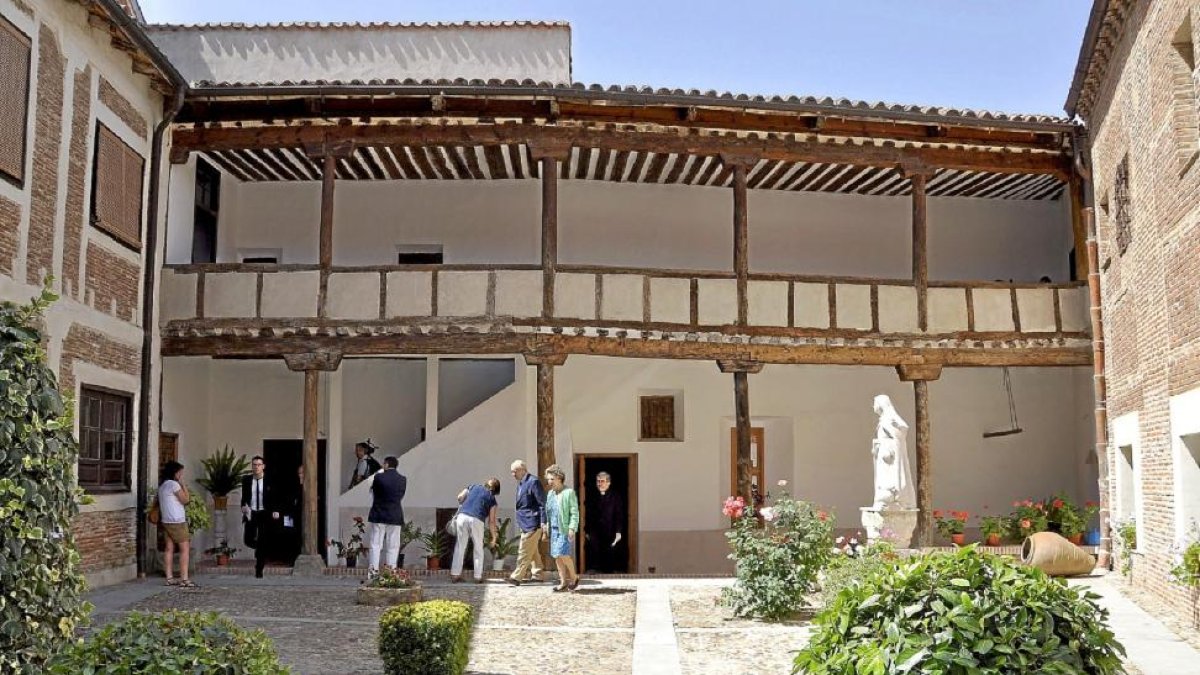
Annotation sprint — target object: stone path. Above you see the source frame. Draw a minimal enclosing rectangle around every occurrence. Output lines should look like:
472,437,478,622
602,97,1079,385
84,572,1193,674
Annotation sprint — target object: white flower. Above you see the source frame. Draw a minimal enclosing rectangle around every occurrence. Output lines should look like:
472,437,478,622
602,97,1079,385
759,507,776,522
835,536,845,545
777,479,788,487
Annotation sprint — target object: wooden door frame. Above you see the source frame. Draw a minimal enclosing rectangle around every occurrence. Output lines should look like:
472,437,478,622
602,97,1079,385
729,427,766,499
574,453,638,574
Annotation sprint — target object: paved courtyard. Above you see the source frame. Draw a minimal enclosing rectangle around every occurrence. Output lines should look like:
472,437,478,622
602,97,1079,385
86,573,1197,674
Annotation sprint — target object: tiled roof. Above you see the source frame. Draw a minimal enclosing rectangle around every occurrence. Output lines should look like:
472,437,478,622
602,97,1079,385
186,79,1072,127
1065,0,1134,118
146,20,569,31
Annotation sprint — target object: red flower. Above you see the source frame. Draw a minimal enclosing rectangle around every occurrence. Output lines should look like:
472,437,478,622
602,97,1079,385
817,511,828,522
958,511,970,520
1023,500,1033,507
1052,499,1064,510
1085,501,1097,507
1012,501,1021,508
933,510,944,518
1020,519,1032,529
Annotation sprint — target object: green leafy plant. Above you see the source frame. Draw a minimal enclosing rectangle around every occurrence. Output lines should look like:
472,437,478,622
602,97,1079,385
367,567,415,589
1171,540,1200,588
379,600,472,675
196,445,250,498
0,289,91,672
149,486,211,534
400,521,423,553
1113,518,1137,577
50,610,288,674
933,509,968,537
485,517,521,559
328,516,367,559
979,516,1006,538
421,529,447,559
721,489,834,621
819,541,899,609
1058,503,1087,538
794,547,1127,674
203,542,238,558
1008,499,1049,539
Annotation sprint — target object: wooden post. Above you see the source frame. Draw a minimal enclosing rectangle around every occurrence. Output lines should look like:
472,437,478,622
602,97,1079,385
733,163,749,326
540,155,560,317
1069,173,1088,282
910,171,929,332
525,354,567,475
897,363,940,547
302,368,320,556
318,154,336,318
718,359,763,503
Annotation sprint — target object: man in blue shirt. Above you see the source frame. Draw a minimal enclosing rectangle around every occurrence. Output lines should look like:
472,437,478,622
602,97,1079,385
506,459,546,585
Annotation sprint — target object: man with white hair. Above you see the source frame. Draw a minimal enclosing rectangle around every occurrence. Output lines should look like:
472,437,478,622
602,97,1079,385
506,459,546,586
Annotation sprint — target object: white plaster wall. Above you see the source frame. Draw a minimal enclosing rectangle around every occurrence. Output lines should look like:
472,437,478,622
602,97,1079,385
211,179,1073,282
339,358,427,484
437,358,515,430
147,24,572,87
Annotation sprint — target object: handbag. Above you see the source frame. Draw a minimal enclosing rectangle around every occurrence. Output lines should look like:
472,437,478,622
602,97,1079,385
445,485,468,536
147,496,160,525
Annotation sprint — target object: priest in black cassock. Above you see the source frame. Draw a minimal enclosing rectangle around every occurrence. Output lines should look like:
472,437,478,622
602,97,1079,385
585,471,627,573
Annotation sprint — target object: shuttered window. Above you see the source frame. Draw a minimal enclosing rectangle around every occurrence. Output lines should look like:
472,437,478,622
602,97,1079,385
640,395,677,441
0,16,31,184
91,124,144,249
78,386,132,492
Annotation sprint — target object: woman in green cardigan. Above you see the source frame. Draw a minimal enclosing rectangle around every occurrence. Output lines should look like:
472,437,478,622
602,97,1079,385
543,464,580,591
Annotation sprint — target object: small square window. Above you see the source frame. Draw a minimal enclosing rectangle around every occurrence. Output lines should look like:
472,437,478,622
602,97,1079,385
397,244,444,265
639,394,683,441
78,386,133,492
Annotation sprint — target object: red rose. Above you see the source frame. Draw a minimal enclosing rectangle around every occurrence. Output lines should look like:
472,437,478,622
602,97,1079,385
933,510,943,518
1021,519,1032,529
1052,499,1064,510
817,511,828,522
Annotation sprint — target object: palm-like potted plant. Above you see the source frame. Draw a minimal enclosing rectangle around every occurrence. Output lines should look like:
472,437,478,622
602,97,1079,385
420,529,446,570
197,445,250,511
486,517,521,571
204,541,238,566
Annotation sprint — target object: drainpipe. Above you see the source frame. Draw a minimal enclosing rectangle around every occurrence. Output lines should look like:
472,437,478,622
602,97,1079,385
1074,126,1112,569
135,86,186,577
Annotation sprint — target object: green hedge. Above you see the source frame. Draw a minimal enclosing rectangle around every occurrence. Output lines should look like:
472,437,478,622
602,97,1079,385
0,290,90,672
794,547,1126,674
379,599,473,675
50,610,289,673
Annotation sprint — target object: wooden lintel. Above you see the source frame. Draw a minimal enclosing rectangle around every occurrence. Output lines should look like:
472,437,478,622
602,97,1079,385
895,363,943,382
430,94,446,112
527,139,572,162
172,124,1071,179
302,140,356,159
719,152,759,169
717,359,764,374
524,353,568,367
282,350,343,372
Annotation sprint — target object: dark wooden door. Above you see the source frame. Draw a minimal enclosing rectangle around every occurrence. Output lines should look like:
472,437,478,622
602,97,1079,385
262,439,326,563
156,433,178,552
574,454,637,573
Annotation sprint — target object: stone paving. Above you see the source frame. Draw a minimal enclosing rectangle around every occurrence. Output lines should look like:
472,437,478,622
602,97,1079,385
83,571,1193,674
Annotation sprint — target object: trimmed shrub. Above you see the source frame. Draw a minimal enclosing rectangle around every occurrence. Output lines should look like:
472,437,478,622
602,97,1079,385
50,610,288,673
722,492,835,621
794,547,1126,674
0,290,90,672
379,599,473,675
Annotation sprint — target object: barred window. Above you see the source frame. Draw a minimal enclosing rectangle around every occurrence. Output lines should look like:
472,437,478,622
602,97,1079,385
639,395,677,441
91,124,144,249
78,386,132,492
0,16,31,184
1113,156,1132,256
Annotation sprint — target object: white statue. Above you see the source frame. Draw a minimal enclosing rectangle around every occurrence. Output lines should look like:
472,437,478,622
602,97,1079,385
871,394,916,510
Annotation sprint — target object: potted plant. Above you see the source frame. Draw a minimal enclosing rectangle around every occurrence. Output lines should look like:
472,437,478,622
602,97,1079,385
980,516,1005,546
204,541,238,566
395,521,423,569
1008,500,1049,540
933,510,968,546
486,517,521,571
196,445,251,511
329,516,368,568
356,567,423,606
420,529,446,570
1058,503,1087,545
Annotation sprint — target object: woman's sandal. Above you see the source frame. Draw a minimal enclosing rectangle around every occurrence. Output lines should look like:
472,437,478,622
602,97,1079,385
177,580,198,589
165,578,179,586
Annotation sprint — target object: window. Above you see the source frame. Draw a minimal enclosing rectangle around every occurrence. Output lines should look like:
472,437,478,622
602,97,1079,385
397,244,444,265
639,395,680,441
1171,14,1200,170
91,124,145,250
192,158,220,263
78,387,132,492
0,16,31,185
1113,156,1132,256
238,248,281,265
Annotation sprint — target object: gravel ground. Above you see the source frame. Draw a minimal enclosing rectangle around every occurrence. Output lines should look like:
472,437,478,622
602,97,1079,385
677,629,811,675
669,586,816,629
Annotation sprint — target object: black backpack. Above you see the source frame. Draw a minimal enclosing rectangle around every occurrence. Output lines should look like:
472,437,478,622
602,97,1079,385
364,455,382,475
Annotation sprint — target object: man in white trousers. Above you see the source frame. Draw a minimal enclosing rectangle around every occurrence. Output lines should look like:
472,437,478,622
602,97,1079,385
367,456,406,577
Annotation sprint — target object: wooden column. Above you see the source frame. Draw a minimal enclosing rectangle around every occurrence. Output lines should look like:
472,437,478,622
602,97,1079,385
732,163,749,325
317,154,336,318
530,142,569,318
719,359,763,502
897,363,941,547
1069,172,1089,282
284,351,343,572
909,170,929,331
525,353,567,475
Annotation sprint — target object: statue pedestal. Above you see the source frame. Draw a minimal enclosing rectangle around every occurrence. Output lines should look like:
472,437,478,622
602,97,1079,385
861,507,918,548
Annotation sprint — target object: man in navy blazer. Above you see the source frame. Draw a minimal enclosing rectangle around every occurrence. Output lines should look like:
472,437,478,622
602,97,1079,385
367,456,406,575
506,459,546,585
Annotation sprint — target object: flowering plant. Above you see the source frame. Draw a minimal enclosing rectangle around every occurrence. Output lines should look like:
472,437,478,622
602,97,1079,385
979,516,1006,538
721,487,834,621
328,516,368,559
933,510,968,537
1009,500,1048,538
365,566,413,589
203,541,238,557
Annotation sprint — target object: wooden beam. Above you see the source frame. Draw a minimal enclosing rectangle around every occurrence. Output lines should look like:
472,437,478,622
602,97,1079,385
535,362,556,476
895,363,942,382
282,350,343,372
163,332,1093,367
318,155,336,318
914,379,932,547
541,156,558,317
734,370,752,504
1069,172,1088,282
732,163,749,326
302,368,320,557
911,172,929,332
171,124,1072,179
524,353,568,367
717,359,764,374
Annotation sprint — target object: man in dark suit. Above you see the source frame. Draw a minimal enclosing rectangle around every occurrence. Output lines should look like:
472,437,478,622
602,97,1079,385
241,455,280,578
367,456,406,576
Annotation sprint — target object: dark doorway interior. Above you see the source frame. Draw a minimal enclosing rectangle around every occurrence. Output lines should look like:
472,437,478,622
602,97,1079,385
575,454,636,573
262,439,327,563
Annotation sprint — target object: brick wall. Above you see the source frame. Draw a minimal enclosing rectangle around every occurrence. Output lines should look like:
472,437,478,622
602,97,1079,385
25,24,63,287
62,66,91,299
58,323,140,396
1082,0,1200,627
71,508,136,574
98,76,147,139
0,195,18,277
84,242,140,321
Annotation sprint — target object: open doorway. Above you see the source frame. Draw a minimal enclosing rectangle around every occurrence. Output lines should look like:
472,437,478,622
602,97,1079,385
574,454,638,573
262,439,327,564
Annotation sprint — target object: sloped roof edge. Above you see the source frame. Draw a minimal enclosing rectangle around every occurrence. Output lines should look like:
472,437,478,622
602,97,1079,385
146,20,570,31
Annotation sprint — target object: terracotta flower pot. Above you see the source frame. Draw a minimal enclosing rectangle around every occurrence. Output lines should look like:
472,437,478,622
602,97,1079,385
213,495,229,511
951,534,965,546
1068,533,1083,545
427,557,441,571
985,534,1001,547
216,554,229,566
346,556,358,569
